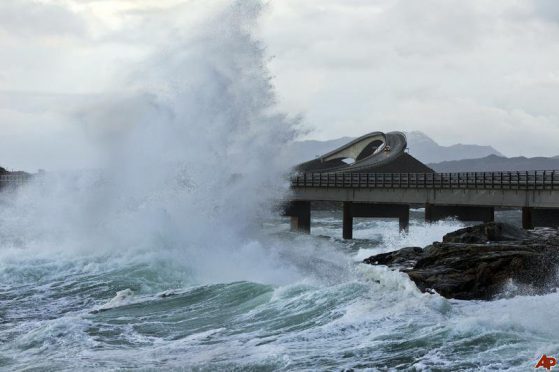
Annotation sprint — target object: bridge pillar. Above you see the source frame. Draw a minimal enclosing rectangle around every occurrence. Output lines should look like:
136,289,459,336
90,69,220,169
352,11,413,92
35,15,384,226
522,207,533,229
283,201,311,234
343,202,353,240
425,204,494,223
399,212,410,233
524,208,559,229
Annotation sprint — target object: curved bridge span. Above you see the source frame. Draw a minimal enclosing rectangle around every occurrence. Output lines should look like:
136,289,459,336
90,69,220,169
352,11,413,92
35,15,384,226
295,131,432,174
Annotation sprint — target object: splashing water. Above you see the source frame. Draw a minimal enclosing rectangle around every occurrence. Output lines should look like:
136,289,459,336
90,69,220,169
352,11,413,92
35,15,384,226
0,0,299,282
1,2,558,370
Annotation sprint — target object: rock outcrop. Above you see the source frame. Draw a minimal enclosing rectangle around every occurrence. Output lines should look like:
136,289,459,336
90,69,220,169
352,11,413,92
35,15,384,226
364,223,559,300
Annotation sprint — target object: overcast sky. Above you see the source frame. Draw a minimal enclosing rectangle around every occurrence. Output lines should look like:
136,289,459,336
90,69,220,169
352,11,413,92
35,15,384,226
1,0,559,171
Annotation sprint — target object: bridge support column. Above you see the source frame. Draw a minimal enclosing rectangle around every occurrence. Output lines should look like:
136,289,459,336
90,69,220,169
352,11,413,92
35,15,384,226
524,208,559,229
425,204,494,223
343,202,353,240
283,201,311,234
522,207,533,229
399,212,410,233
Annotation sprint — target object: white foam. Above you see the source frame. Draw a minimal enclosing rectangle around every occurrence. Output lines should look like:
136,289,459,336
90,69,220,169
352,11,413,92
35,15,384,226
97,289,136,311
354,219,465,260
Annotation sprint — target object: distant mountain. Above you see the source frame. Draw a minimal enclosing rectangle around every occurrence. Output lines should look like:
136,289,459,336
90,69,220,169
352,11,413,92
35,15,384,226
405,131,503,164
286,131,503,165
430,155,559,172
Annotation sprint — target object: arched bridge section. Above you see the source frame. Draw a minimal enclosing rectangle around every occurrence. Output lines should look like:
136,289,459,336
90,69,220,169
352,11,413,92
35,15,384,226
295,131,432,174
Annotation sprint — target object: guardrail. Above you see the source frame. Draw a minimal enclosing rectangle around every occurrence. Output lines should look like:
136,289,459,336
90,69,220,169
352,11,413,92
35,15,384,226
0,174,32,186
291,171,559,190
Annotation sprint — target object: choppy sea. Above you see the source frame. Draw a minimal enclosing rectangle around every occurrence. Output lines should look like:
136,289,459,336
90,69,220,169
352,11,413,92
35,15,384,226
1,201,557,371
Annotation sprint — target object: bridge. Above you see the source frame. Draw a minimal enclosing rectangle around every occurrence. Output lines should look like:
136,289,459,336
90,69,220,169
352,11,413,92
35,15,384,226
286,171,559,239
0,174,32,187
2,148,559,241
285,131,559,239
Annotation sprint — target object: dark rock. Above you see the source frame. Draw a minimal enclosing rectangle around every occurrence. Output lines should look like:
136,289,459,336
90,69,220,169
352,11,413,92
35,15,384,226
442,222,530,244
363,247,423,269
364,223,559,300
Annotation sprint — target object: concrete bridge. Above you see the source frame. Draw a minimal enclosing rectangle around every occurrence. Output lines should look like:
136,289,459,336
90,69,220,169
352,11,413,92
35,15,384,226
4,169,559,240
0,174,32,188
285,171,559,239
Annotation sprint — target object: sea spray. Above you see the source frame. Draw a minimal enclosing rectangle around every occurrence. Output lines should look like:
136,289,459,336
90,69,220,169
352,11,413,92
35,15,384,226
0,0,302,284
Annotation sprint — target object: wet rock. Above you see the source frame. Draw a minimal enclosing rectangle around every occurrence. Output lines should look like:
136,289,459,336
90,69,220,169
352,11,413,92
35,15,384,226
364,223,559,300
442,222,530,244
363,246,423,269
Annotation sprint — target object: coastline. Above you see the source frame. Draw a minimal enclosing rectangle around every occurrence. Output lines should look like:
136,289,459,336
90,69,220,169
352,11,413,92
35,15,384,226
364,222,559,300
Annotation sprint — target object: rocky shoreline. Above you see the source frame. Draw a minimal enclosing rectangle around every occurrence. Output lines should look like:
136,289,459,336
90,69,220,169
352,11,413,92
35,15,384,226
364,222,559,300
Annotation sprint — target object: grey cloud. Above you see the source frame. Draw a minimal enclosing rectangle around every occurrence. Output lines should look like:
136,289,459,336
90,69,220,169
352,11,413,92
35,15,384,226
0,0,86,38
533,0,559,24
1,0,559,172
261,0,559,157
389,0,487,56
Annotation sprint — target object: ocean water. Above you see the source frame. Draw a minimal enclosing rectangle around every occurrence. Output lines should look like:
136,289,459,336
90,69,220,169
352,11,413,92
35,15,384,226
1,199,558,371
1,1,558,370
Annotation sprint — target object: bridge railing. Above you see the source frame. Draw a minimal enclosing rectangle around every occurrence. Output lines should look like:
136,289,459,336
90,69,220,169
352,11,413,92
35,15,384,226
290,171,559,190
0,174,33,187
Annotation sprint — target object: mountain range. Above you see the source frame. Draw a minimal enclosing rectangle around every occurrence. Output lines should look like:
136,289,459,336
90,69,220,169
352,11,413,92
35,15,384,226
405,132,503,164
430,155,559,172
